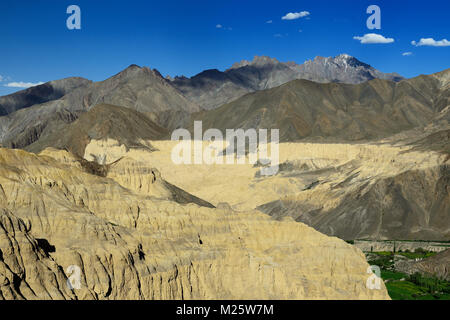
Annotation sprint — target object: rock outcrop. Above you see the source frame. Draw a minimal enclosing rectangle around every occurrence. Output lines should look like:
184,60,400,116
0,147,389,299
0,209,75,299
99,140,449,241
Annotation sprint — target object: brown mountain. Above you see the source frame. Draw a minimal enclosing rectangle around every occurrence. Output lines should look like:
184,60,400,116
26,103,168,158
396,249,450,280
0,77,91,116
189,69,450,241
258,162,449,240
0,65,199,150
191,70,448,142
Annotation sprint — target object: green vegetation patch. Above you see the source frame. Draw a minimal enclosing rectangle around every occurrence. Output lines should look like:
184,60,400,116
385,273,450,300
366,250,450,300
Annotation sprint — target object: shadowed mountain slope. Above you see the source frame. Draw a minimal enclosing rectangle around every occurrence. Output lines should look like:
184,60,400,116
26,104,168,158
258,162,449,240
0,77,92,116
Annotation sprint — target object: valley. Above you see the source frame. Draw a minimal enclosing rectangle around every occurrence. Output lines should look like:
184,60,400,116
0,54,448,300
76,138,449,241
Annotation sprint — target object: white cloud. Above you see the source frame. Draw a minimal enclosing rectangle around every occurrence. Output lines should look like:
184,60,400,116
5,81,44,88
0,75,11,82
282,11,310,20
216,24,232,31
411,38,450,47
266,20,273,24
298,29,302,33
353,33,394,44
274,33,283,38
402,52,413,56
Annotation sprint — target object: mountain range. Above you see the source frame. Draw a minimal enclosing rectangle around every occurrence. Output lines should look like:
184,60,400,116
0,54,406,151
171,54,404,110
0,65,198,150
190,70,448,142
0,54,448,243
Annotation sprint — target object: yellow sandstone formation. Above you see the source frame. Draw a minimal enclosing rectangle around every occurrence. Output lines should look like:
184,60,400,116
0,147,389,299
83,139,446,210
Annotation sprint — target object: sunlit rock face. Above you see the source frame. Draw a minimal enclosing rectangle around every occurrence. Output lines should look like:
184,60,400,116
0,147,389,300
93,140,448,241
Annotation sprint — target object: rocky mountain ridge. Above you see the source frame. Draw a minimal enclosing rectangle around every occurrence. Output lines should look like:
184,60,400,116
0,77,92,116
0,65,199,150
171,54,404,109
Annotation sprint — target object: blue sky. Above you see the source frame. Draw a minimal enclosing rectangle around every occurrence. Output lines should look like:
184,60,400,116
0,0,449,95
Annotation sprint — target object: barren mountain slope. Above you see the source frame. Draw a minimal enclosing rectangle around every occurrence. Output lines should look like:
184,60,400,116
0,147,389,299
171,54,404,110
0,77,92,116
26,104,168,158
0,65,199,150
395,249,450,280
190,73,447,142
